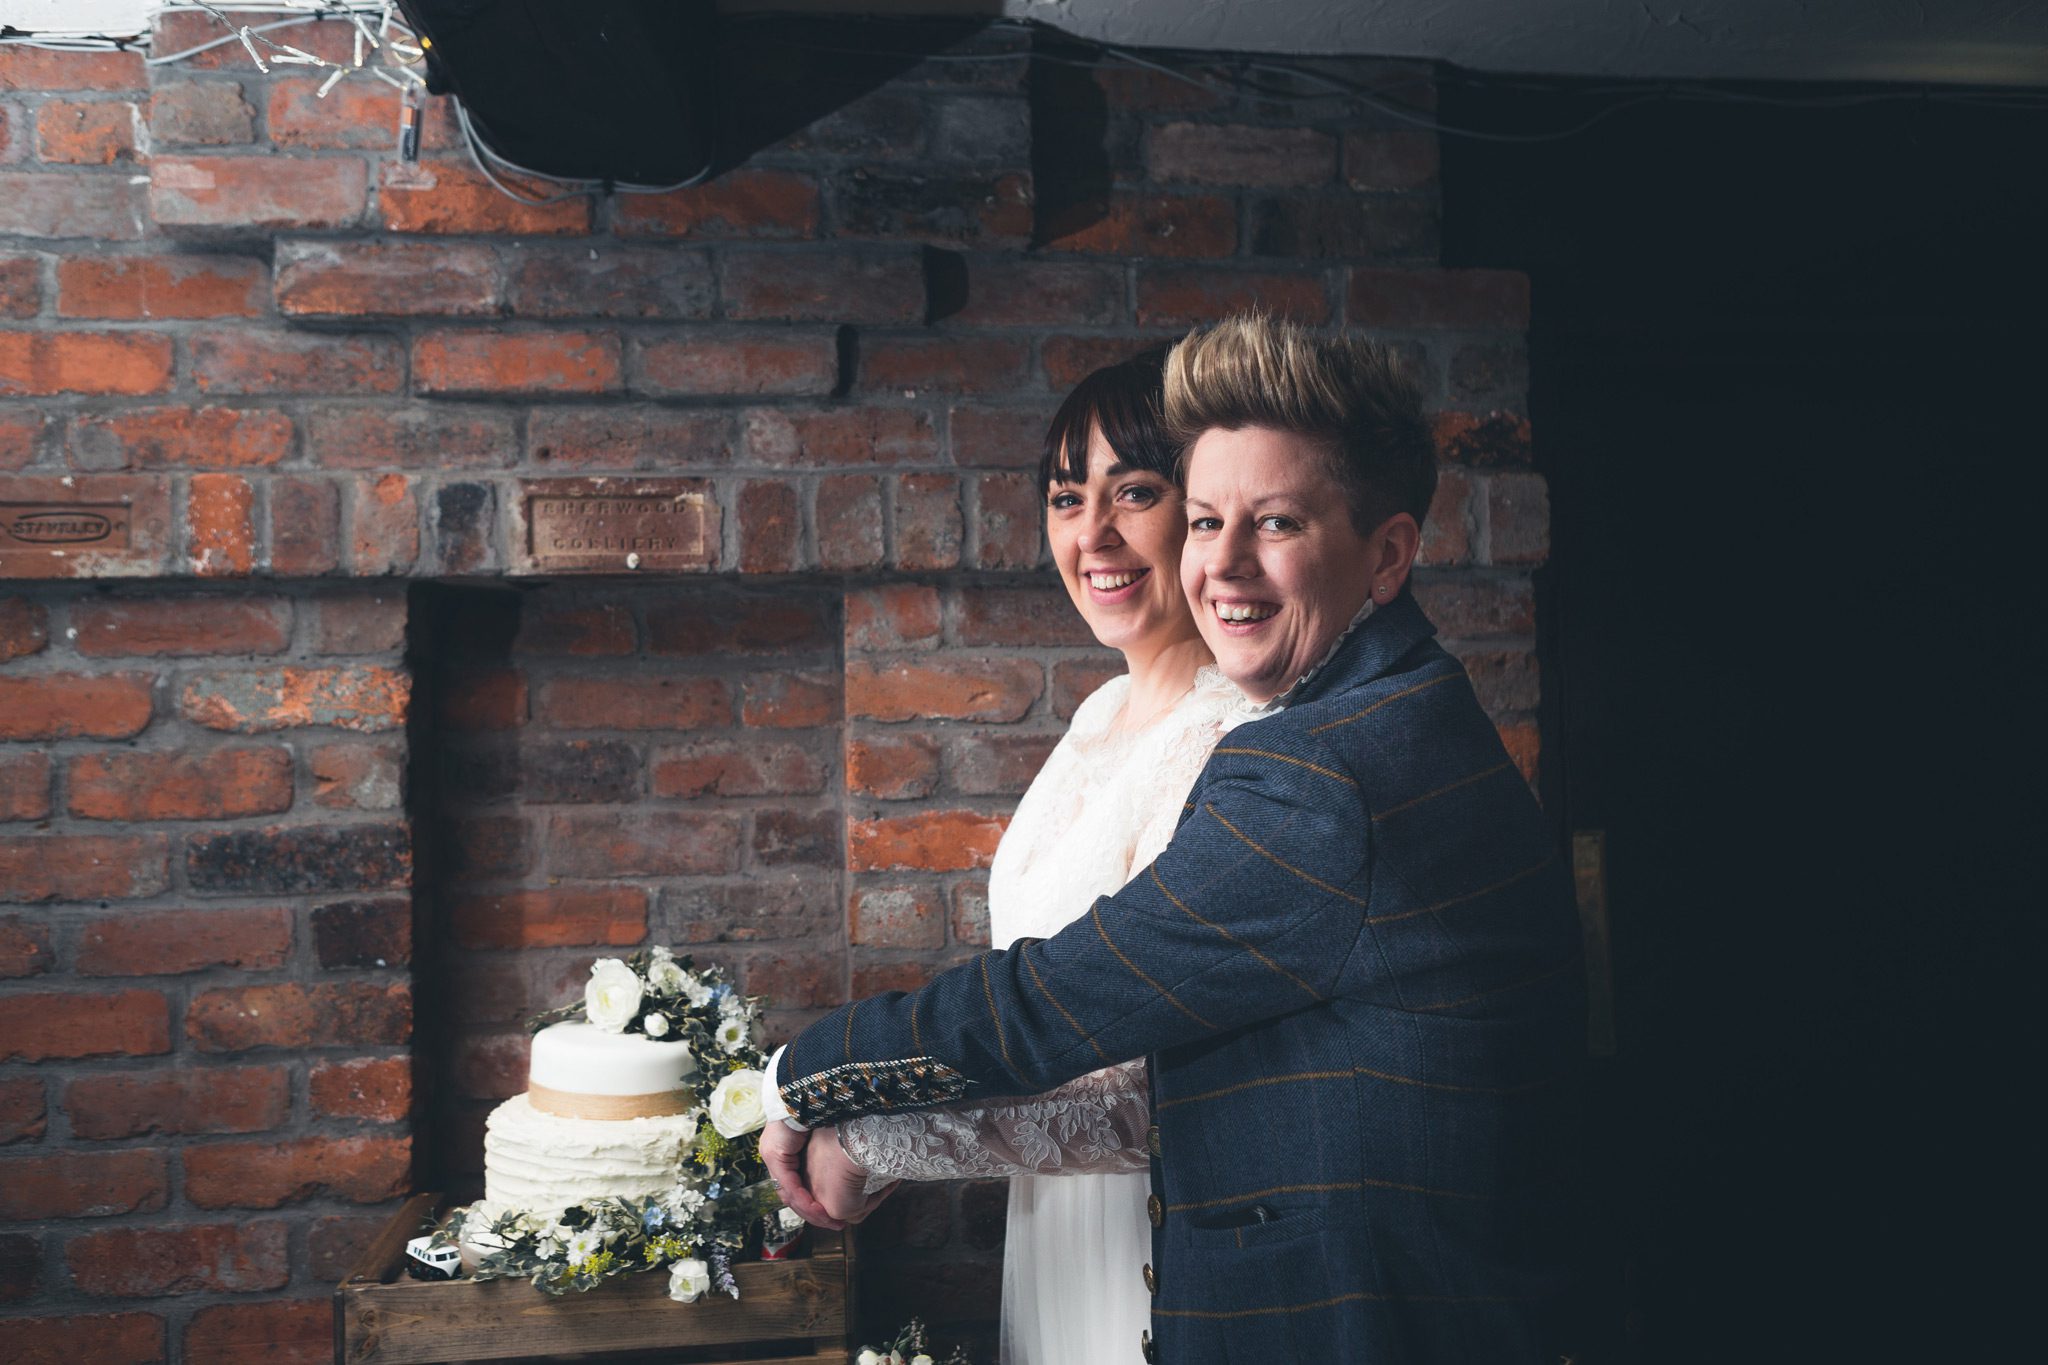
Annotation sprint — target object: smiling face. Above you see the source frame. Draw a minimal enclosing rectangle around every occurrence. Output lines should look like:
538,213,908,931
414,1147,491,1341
1182,426,1407,703
1046,423,1199,658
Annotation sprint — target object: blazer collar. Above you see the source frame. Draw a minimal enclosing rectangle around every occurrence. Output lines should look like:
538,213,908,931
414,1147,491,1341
1273,588,1437,710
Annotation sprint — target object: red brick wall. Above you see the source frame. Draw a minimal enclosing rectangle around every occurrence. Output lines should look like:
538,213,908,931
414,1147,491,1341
1,14,1541,1359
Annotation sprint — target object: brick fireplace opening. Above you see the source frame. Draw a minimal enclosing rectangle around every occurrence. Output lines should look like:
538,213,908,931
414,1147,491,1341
1,15,1544,1360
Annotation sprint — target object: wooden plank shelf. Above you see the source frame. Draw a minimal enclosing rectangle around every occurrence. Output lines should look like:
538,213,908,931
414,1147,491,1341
334,1194,853,1365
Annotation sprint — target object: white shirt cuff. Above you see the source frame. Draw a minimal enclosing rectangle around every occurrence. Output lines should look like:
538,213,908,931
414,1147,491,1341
761,1045,804,1130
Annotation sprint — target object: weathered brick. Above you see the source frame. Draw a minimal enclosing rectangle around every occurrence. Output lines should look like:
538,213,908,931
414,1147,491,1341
0,832,172,906
751,808,839,868
66,1222,288,1297
612,169,820,239
274,240,502,318
453,1032,530,1101
149,81,257,146
0,255,39,318
0,1075,44,1142
1456,646,1542,716
0,46,144,92
180,664,408,732
508,246,714,319
814,474,883,571
846,734,941,799
187,982,411,1052
192,331,402,395
71,405,291,469
148,8,351,68
1091,65,1227,114
1044,193,1237,258
893,473,963,569
428,480,496,576
0,407,46,469
953,584,1094,647
76,906,291,977
0,673,154,739
1135,267,1332,326
662,876,838,945
849,810,1007,871
832,168,1033,248
0,330,171,395
311,741,403,811
721,251,924,322
350,472,419,574
1344,130,1439,190
150,155,368,228
304,404,514,470
747,408,939,468
845,584,940,651
1040,335,1174,390
858,336,1030,394
1418,466,1472,568
547,811,741,877
1447,341,1527,405
849,961,932,997
951,881,991,947
68,748,291,822
0,990,169,1061
974,470,1044,570
184,1134,410,1208
65,1066,289,1140
0,751,50,820
1348,267,1530,329
447,815,531,878
950,259,1123,327
646,594,833,656
56,253,263,319
535,674,729,729
379,159,590,234
651,738,826,798
414,330,620,396
0,172,146,240
310,1057,411,1123
739,670,840,728
526,406,734,470
310,898,411,970
309,590,406,654
1498,720,1540,785
947,732,1059,796
34,100,139,164
1052,657,1124,718
1485,471,1550,566
0,914,50,977
737,479,801,572
308,1215,386,1280
1411,574,1535,638
850,884,946,949
1147,123,1336,186
185,822,411,894
631,329,839,397
438,668,526,731
949,403,1056,470
268,74,416,148
740,950,842,1010
1,1312,162,1365
269,477,340,575
182,1297,331,1365
846,657,1043,722
512,601,632,656
1248,193,1437,261
518,738,639,803
188,471,256,576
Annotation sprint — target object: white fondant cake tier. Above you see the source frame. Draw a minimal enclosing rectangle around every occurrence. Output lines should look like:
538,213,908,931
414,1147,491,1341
528,1021,697,1099
481,1093,699,1216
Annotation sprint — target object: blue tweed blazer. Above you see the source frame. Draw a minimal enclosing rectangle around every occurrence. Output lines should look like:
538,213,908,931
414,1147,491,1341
780,592,1582,1363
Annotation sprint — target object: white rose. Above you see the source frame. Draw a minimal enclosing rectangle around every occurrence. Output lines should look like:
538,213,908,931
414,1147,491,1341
715,1018,748,1054
650,945,674,963
912,1356,935,1365
646,958,687,995
585,959,643,1033
856,1352,882,1365
707,1068,767,1138
643,1012,669,1038
667,1256,710,1304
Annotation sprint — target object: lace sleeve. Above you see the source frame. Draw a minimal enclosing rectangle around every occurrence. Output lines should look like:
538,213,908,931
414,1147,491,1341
837,1059,1151,1192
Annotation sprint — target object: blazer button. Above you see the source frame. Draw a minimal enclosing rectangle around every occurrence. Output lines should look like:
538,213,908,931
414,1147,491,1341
1142,1262,1157,1294
1146,1194,1163,1227
1140,1329,1157,1363
1147,1124,1162,1156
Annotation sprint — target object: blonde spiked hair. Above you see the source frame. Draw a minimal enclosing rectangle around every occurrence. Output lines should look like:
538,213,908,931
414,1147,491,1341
1163,315,1435,534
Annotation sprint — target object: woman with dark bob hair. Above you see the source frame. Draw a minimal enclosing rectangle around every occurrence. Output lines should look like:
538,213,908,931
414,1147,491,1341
822,348,1259,1364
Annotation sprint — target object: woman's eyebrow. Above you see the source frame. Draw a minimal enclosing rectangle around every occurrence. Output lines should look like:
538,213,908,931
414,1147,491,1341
1184,496,1215,511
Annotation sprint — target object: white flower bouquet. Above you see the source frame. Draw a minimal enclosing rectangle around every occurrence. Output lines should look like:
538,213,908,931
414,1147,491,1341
857,1317,975,1365
436,949,789,1297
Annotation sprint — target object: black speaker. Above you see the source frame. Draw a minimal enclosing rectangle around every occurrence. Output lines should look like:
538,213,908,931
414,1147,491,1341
395,0,719,187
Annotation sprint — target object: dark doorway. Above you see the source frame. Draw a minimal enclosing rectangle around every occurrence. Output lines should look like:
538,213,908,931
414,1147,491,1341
1442,77,2043,1363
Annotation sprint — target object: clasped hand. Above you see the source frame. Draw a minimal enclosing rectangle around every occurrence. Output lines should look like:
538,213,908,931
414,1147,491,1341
759,1122,897,1231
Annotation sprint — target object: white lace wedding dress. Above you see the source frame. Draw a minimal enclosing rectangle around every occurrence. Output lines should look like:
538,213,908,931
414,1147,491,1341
841,665,1259,1364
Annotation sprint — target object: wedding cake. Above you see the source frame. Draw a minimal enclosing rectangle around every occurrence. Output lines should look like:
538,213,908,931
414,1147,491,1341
480,1020,703,1216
